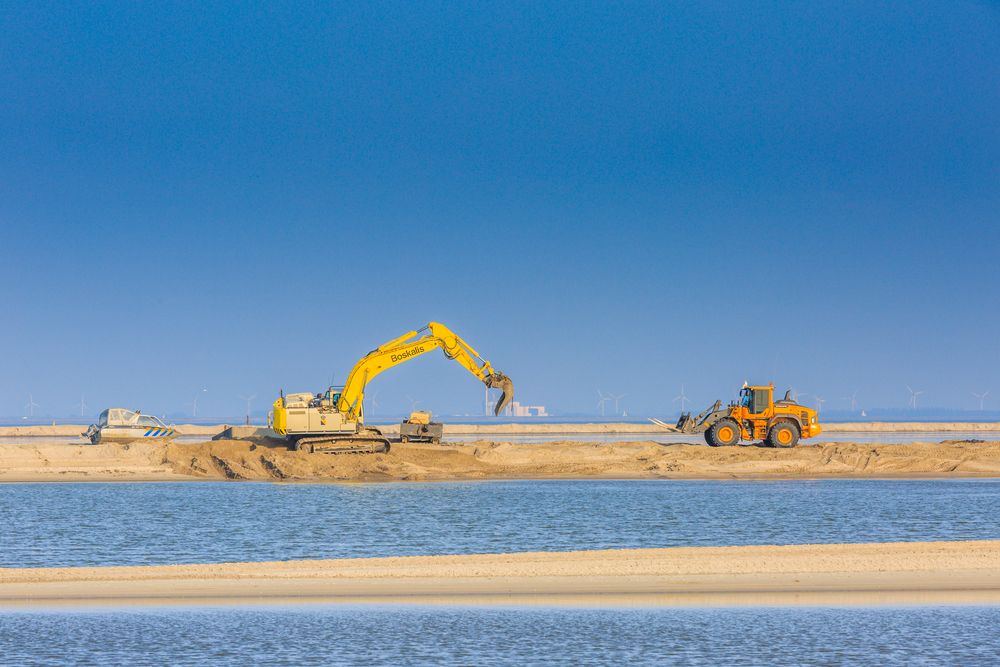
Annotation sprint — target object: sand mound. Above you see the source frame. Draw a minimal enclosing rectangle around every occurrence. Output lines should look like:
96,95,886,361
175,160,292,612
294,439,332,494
2,439,1000,482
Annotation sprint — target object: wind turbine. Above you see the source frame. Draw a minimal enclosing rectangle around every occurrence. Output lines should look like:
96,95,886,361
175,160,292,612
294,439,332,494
814,395,826,412
842,390,859,412
673,385,690,412
906,385,923,410
239,394,256,424
596,390,611,417
406,395,421,414
484,385,496,416
24,393,40,418
76,395,89,418
365,390,380,416
189,388,208,418
972,391,989,411
610,393,626,416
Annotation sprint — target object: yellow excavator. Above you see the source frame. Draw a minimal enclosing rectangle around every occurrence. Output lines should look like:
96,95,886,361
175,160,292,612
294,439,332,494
270,322,513,453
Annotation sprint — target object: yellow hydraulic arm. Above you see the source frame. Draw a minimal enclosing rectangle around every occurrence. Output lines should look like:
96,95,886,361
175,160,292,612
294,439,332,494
337,322,513,420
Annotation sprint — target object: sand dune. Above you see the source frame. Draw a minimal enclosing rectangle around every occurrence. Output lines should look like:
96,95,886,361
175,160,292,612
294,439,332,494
1,438,999,482
3,541,999,608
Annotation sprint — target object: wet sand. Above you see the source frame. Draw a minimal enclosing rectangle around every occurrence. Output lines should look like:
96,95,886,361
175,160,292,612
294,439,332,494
1,439,999,482
2,541,998,608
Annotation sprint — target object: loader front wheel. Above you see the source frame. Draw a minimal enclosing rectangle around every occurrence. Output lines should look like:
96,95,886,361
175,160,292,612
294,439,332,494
767,421,800,448
705,419,741,447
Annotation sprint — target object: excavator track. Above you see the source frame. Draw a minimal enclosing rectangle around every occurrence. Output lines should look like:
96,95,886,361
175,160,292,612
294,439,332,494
292,428,391,455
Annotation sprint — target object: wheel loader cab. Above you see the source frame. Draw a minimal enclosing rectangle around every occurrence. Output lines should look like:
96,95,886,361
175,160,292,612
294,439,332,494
740,386,773,416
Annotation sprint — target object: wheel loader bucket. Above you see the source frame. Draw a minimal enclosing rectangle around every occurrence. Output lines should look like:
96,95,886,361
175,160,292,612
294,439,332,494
675,412,697,433
676,400,725,433
487,372,514,416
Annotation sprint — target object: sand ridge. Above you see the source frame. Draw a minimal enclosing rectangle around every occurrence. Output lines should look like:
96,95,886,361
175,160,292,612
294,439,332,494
1,438,1000,482
3,541,1000,608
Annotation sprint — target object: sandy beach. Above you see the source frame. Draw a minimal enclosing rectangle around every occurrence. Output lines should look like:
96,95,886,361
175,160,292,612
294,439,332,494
2,541,998,608
1,438,999,483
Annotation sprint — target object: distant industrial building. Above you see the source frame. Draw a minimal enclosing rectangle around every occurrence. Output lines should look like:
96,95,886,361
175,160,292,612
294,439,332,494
485,388,547,417
507,400,548,417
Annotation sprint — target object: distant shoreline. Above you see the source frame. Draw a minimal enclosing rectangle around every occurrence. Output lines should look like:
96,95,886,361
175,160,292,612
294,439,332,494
3,421,1000,438
3,541,998,609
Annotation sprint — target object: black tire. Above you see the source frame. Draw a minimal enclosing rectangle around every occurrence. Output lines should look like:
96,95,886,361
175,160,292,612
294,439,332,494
400,435,409,444
766,421,800,448
705,418,741,447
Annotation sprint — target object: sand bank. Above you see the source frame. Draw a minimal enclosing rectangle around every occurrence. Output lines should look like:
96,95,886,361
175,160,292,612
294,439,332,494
1,439,999,482
3,541,999,608
3,421,999,438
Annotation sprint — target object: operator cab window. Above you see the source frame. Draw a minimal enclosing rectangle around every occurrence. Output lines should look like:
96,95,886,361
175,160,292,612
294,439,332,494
752,389,769,414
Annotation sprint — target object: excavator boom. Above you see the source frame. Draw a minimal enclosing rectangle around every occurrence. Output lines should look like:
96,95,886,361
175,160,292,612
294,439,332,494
338,322,513,419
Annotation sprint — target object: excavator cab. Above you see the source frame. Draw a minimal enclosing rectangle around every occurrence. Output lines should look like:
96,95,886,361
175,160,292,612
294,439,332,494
319,387,343,409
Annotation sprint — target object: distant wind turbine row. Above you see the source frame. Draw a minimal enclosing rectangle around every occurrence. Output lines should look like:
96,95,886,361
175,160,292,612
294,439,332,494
661,384,993,415
596,390,626,417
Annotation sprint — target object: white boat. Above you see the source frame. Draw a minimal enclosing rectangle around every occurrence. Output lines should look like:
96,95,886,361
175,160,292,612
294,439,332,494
83,408,177,444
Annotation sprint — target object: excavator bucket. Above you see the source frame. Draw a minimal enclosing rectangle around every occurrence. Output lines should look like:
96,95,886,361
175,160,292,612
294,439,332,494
487,372,514,416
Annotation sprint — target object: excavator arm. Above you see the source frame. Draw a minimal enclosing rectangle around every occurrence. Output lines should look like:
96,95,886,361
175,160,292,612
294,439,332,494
337,322,513,420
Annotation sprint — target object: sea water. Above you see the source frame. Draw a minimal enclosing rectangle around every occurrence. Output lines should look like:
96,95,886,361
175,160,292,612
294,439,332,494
1,604,998,665
2,479,999,567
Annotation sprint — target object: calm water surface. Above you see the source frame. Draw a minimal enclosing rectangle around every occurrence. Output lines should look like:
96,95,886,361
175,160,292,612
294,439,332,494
1,605,998,666
2,479,999,567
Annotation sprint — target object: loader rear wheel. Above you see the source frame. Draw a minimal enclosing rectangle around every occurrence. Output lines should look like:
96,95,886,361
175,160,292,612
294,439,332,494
705,419,741,447
767,421,800,448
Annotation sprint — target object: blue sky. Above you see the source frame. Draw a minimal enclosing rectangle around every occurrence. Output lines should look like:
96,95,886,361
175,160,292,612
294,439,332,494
1,1,998,420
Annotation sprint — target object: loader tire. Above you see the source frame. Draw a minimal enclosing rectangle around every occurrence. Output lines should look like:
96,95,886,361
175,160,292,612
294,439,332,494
705,419,741,447
767,421,800,448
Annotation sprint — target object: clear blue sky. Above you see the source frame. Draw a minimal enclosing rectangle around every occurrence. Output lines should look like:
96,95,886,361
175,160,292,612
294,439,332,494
1,1,998,420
